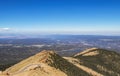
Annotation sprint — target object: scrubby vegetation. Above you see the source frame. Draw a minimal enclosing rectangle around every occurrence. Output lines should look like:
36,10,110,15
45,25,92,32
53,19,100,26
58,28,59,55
45,51,90,76
74,48,120,76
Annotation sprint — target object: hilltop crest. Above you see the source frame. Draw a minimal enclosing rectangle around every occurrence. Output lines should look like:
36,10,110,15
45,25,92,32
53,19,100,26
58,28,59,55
74,48,99,57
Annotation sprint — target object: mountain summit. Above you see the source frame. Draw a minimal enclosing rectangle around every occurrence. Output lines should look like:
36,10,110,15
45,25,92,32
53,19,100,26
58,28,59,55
0,48,120,76
2,50,89,76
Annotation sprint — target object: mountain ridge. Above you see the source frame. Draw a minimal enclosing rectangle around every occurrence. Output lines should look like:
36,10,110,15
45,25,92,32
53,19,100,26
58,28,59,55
0,48,120,76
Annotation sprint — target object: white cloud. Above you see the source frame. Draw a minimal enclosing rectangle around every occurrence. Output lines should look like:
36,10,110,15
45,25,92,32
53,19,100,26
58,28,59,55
0,28,11,31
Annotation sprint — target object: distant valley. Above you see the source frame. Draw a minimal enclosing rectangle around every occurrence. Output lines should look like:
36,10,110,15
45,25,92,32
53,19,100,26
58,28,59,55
0,35,120,71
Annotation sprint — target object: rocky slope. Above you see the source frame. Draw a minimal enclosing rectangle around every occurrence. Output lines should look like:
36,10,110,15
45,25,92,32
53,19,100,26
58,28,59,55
74,48,120,76
0,48,120,76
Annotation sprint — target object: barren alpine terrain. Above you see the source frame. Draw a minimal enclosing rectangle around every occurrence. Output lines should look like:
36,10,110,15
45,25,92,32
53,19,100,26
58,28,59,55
0,48,120,76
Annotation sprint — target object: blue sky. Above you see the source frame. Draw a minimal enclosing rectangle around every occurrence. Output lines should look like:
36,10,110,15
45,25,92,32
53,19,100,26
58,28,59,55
0,0,120,35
